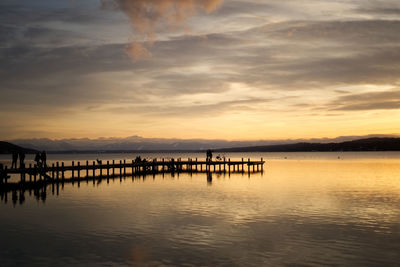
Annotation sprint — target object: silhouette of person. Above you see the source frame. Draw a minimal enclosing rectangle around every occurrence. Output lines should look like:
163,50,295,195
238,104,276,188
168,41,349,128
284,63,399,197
11,152,18,169
41,151,47,168
19,151,25,169
206,149,213,162
0,163,4,183
170,158,175,171
34,152,41,168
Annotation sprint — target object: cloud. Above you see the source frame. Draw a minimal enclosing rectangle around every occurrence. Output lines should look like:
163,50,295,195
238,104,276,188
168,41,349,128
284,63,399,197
328,89,400,111
125,42,152,60
100,0,223,59
2,1,400,139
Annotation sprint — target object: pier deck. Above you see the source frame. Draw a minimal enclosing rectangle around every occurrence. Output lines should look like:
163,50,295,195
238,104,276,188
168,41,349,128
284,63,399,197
0,158,265,190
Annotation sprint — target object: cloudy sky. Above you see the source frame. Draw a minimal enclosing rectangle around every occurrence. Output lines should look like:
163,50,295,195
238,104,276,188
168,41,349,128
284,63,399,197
1,0,400,140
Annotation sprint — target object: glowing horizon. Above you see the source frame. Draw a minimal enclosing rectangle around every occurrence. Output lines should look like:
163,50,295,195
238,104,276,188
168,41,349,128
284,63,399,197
1,0,400,140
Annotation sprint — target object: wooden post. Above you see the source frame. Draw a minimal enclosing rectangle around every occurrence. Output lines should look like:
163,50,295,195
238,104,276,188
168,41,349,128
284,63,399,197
77,161,80,179
107,161,110,177
4,166,7,184
228,158,231,174
52,163,55,179
56,162,59,180
106,160,110,183
29,163,32,181
119,160,122,177
61,162,64,180
124,160,126,176
92,161,95,185
72,161,75,179
261,158,264,172
248,158,250,173
86,161,89,178
111,160,114,176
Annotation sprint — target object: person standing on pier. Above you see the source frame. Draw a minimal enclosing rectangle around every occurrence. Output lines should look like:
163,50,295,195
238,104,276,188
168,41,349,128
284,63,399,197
41,151,47,168
34,152,41,168
19,151,25,169
11,152,18,169
0,163,4,183
206,149,213,162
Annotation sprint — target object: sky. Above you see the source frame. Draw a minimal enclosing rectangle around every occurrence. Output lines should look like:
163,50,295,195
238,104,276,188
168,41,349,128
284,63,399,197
1,0,400,141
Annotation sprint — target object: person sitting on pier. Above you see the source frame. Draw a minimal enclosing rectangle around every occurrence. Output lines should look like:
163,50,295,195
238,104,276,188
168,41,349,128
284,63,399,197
11,151,18,169
41,151,47,168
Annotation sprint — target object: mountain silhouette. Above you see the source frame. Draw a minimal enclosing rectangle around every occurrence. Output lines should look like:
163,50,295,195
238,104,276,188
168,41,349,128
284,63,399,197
216,138,400,152
0,141,38,154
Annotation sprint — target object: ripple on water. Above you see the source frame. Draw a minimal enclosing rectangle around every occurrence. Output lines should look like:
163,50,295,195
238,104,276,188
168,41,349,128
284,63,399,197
1,157,400,266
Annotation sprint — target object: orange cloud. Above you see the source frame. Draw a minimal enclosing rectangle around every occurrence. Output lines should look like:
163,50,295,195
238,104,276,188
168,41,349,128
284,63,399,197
101,0,223,60
125,42,152,61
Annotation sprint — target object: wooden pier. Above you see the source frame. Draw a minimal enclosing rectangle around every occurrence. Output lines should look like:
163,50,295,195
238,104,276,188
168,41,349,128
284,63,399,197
0,158,265,191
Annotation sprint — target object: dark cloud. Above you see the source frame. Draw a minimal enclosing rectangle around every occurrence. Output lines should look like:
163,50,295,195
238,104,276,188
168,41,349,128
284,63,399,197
328,89,400,111
354,0,400,16
2,18,400,112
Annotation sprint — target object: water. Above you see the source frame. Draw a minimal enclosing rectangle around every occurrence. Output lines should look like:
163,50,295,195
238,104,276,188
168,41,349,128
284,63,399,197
1,152,400,266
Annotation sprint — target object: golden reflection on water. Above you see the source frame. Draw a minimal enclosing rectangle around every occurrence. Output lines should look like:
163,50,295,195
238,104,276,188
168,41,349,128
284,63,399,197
52,159,400,232
1,155,400,266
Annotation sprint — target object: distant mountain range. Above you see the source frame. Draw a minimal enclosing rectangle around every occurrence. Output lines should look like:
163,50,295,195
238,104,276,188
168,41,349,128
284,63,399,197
0,141,38,154
216,137,400,152
3,134,400,153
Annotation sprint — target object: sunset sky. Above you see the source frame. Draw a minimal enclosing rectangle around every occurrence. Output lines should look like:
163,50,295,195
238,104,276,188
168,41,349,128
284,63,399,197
1,0,400,141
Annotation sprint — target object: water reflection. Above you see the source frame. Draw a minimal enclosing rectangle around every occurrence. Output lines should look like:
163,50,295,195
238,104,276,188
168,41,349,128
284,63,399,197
207,172,212,185
1,157,400,266
0,171,231,206
1,186,49,206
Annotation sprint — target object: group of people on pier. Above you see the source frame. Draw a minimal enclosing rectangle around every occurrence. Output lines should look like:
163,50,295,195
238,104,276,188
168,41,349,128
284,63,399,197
11,151,26,169
10,150,47,170
34,151,47,168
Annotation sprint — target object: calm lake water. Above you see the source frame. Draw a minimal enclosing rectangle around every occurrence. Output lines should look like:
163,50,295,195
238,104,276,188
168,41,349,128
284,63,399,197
1,152,400,266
